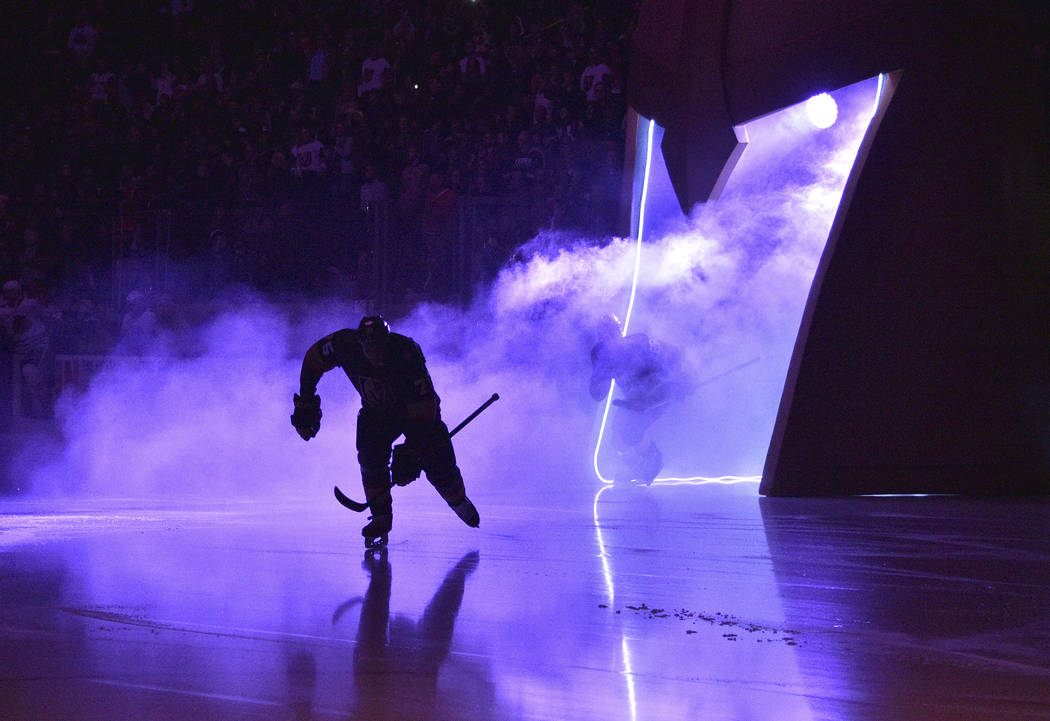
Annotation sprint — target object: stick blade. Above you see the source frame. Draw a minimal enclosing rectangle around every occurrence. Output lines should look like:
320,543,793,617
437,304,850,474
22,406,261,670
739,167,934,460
334,485,369,512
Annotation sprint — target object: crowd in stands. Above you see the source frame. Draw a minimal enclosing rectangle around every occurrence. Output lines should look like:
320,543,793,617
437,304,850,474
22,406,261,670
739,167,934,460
0,0,638,417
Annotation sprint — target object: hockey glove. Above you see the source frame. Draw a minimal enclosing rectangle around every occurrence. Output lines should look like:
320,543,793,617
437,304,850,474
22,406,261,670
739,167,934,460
612,397,648,411
291,393,322,440
390,443,423,486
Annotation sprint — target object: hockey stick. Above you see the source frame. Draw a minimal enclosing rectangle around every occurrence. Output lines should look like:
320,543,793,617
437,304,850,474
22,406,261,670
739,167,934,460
334,393,500,512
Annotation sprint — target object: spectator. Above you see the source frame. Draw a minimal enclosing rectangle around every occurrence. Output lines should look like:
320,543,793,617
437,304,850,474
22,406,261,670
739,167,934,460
291,126,326,197
267,150,294,201
67,11,99,65
421,170,458,297
330,119,356,197
510,129,546,185
0,0,636,332
398,144,429,222
119,289,158,355
580,47,612,104
0,280,54,418
306,34,330,88
348,248,376,301
205,225,237,293
458,40,486,78
88,56,116,103
152,61,179,104
358,40,390,97
359,162,389,213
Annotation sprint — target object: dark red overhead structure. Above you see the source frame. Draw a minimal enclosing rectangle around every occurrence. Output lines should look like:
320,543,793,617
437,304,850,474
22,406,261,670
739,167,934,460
629,0,1049,495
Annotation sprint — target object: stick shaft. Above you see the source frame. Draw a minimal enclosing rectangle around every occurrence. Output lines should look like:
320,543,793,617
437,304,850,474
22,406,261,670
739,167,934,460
448,392,500,438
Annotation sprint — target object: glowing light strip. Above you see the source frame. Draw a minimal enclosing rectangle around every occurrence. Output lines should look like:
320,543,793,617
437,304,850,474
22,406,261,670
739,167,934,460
863,494,945,498
591,381,615,482
591,119,760,488
593,485,638,721
648,476,761,485
592,119,655,484
620,117,654,336
594,76,887,488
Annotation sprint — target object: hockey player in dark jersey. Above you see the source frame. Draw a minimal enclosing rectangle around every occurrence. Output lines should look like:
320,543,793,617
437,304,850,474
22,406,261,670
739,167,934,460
590,315,687,485
291,315,479,547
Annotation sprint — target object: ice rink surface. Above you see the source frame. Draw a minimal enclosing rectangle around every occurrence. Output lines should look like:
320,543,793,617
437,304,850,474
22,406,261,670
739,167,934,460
2,481,1049,721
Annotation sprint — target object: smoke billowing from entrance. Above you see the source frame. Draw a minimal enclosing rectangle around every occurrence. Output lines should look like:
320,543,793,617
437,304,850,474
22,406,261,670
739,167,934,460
17,78,878,504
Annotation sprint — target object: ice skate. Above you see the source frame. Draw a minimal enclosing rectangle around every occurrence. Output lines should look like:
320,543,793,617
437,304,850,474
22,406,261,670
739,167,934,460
361,513,392,549
614,440,663,486
636,441,663,486
450,497,480,528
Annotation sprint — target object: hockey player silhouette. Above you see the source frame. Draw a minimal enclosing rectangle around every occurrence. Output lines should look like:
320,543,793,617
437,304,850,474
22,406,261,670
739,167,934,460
590,316,687,485
292,315,479,548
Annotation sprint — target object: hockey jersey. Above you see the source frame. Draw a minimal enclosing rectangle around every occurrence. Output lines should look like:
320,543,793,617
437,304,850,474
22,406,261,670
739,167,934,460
316,329,437,412
589,333,684,410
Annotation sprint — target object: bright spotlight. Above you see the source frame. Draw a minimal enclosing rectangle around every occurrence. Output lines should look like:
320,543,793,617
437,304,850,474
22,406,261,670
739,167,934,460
805,92,838,129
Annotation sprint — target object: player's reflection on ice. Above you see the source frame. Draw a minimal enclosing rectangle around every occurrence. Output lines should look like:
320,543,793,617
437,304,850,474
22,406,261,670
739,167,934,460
327,549,480,718
283,647,319,721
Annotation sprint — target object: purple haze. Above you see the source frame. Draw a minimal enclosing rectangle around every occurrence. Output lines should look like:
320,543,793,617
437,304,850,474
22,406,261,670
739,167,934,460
19,77,880,503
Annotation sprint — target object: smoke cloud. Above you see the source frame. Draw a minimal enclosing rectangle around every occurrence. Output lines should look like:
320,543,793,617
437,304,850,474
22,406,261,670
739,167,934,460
16,77,879,504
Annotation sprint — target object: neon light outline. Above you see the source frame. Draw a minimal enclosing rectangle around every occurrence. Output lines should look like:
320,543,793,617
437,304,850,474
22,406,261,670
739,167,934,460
592,117,654,484
591,118,759,487
593,77,885,488
593,484,638,721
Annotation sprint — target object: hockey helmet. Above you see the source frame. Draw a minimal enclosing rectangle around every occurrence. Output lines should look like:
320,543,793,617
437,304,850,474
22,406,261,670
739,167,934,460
357,315,391,344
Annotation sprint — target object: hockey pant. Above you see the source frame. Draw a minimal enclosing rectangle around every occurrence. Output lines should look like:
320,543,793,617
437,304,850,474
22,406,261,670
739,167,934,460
608,404,665,483
356,406,467,515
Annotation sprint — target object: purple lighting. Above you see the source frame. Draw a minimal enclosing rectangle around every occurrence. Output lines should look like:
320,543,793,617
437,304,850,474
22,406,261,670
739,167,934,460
17,78,882,511
592,76,883,485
